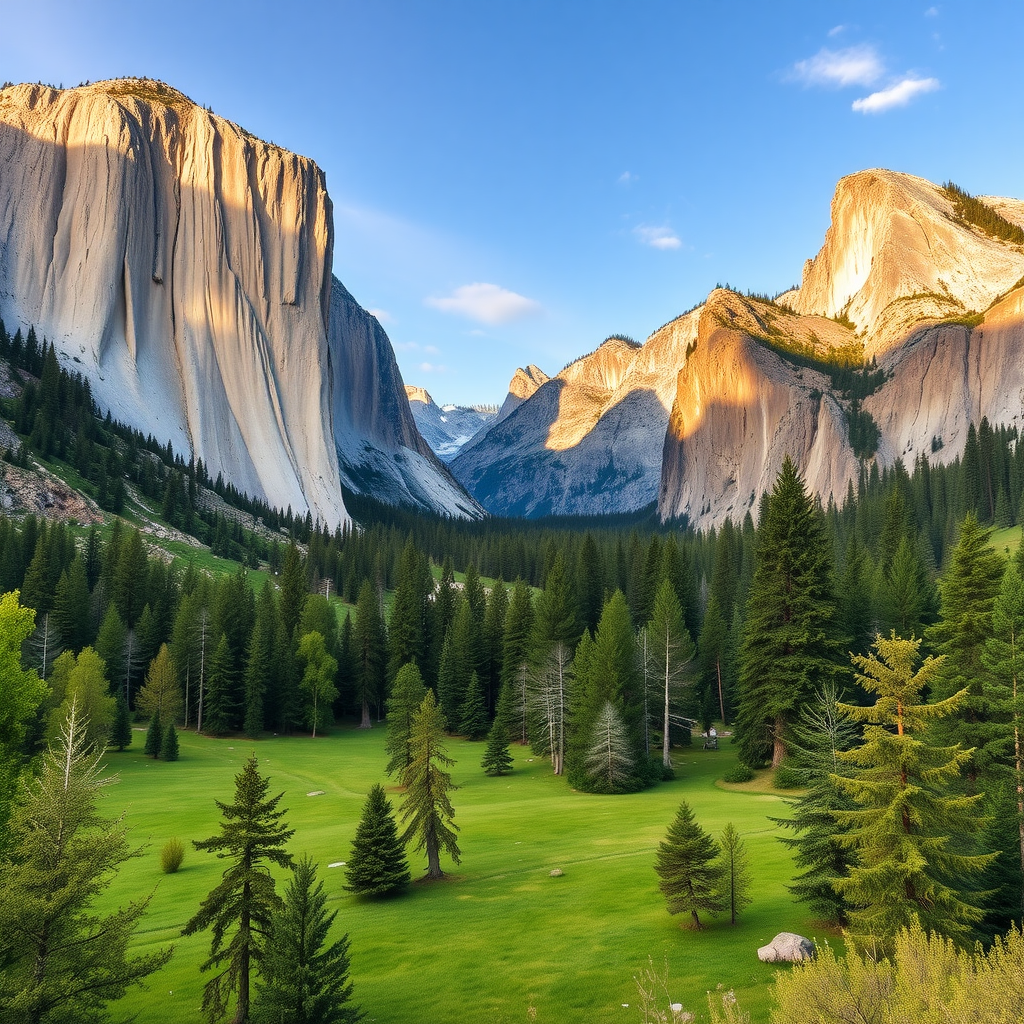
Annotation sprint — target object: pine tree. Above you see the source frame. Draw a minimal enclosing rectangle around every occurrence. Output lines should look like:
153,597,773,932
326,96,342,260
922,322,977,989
344,783,410,897
253,855,360,1024
773,683,859,926
502,578,535,745
384,662,427,778
736,457,843,768
653,800,724,930
203,635,236,736
437,601,473,727
387,539,431,682
458,671,489,739
717,823,752,925
567,591,643,791
833,633,995,950
243,585,277,739
137,643,182,723
583,701,635,793
145,709,163,758
95,603,128,702
53,557,91,653
400,691,460,880
982,552,1024,927
111,693,133,752
184,754,295,1023
353,580,386,729
927,513,1006,790
278,543,308,639
0,701,173,1020
482,682,515,776
161,721,180,762
648,578,694,768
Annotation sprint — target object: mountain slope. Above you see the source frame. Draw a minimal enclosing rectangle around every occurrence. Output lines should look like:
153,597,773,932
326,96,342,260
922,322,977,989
451,322,697,517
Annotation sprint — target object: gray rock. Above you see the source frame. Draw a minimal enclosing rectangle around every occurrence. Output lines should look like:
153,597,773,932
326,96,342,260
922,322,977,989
757,932,815,963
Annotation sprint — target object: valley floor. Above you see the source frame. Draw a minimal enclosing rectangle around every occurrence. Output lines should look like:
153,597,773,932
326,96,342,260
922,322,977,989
105,727,816,1024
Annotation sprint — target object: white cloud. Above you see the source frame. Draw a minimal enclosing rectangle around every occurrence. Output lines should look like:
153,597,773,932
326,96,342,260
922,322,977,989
791,45,884,87
852,76,939,113
827,24,847,37
634,224,682,250
426,283,542,325
366,307,392,323
925,6,939,16
418,361,447,373
618,170,638,185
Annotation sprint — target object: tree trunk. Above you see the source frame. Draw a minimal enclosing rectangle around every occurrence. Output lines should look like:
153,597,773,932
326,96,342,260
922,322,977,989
662,651,671,768
235,884,250,1024
359,698,372,729
771,714,787,769
425,819,443,879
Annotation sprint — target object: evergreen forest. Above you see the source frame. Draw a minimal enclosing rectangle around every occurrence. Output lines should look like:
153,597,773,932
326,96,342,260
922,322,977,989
3,327,1024,1024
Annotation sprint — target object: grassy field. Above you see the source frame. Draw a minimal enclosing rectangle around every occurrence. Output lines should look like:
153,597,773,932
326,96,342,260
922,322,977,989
103,728,821,1024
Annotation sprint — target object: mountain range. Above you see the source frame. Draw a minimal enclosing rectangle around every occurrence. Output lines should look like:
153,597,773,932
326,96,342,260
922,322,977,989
2,79,1022,531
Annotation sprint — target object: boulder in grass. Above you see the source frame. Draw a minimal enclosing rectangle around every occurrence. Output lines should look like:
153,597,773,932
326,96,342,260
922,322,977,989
549,868,564,877
757,932,815,962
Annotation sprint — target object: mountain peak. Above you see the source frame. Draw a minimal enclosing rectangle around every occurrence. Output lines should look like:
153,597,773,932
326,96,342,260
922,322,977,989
405,385,435,406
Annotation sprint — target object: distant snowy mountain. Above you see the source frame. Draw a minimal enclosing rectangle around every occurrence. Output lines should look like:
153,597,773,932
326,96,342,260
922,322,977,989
405,386,497,462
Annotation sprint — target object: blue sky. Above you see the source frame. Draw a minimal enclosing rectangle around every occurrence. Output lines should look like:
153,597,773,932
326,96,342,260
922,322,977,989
3,1,1022,405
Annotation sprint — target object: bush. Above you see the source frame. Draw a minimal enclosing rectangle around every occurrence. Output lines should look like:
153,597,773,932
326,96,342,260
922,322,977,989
160,837,185,873
773,764,803,789
723,765,754,784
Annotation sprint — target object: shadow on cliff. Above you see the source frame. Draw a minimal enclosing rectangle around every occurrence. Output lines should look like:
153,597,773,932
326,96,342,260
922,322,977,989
451,378,669,518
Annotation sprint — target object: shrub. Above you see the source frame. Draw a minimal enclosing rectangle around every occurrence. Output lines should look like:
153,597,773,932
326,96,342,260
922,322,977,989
723,765,754,784
160,837,185,874
772,764,802,789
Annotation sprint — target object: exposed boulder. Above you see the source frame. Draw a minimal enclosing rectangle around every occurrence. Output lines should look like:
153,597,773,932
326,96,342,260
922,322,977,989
757,932,815,963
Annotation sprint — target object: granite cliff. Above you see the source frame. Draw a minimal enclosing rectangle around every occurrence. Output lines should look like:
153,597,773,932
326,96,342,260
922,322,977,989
0,79,476,524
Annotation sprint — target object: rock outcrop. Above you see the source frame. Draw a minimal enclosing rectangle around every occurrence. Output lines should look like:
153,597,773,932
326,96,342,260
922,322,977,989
405,385,497,462
328,280,480,515
0,79,477,524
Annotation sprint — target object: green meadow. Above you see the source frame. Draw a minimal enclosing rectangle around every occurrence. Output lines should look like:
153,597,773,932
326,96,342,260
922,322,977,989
103,728,823,1024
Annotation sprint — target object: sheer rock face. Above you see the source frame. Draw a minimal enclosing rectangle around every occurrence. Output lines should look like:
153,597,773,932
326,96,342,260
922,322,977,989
457,169,1023,528
660,171,1024,527
659,291,861,527
452,320,697,517
328,281,481,516
0,80,475,524
495,364,550,423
